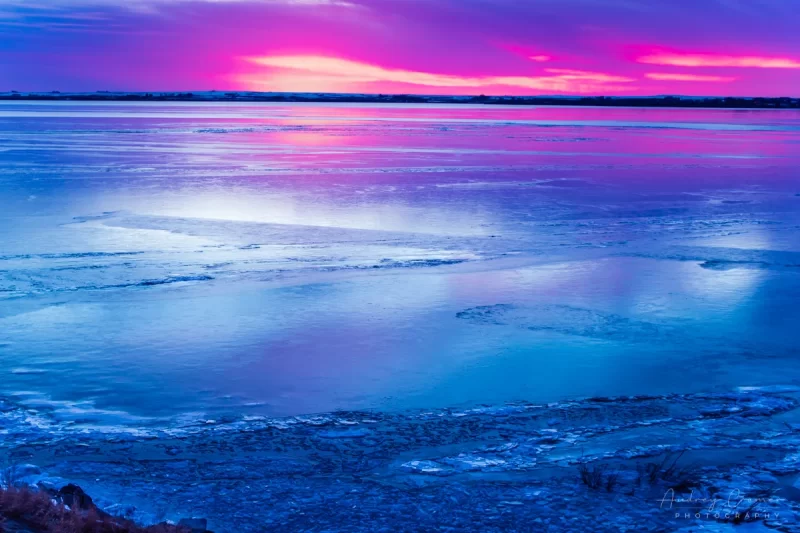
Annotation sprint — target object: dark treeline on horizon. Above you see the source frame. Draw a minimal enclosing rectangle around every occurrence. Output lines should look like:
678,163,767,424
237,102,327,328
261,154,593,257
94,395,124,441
2,91,799,109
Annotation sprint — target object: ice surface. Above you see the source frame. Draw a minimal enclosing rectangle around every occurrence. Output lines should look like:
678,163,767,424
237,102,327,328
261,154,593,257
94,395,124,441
1,102,800,422
3,103,800,530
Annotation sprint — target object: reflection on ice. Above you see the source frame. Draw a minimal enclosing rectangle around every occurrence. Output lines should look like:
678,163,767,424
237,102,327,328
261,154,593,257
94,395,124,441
1,102,800,421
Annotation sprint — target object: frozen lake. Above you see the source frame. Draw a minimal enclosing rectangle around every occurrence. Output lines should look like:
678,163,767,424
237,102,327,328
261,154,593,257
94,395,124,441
1,101,800,425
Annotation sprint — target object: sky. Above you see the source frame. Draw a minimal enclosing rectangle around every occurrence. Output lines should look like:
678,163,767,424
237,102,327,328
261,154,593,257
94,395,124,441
1,0,799,96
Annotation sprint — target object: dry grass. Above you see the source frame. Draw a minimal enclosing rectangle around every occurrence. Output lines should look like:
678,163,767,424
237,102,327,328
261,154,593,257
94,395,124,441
636,450,701,492
730,487,780,525
0,486,188,533
577,463,619,492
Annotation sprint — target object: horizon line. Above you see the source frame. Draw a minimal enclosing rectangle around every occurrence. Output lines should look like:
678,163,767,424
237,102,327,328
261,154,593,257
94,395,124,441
3,90,800,100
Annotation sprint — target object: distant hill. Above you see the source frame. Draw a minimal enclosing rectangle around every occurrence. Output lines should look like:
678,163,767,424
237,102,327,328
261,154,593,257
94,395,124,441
1,91,799,108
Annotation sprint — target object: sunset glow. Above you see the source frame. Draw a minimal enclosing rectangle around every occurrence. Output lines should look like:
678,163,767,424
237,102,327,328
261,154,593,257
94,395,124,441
243,56,637,94
1,0,799,96
638,52,800,69
644,73,737,82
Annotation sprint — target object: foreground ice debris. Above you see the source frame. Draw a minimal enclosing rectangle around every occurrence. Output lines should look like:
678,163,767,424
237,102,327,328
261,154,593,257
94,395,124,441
4,388,800,532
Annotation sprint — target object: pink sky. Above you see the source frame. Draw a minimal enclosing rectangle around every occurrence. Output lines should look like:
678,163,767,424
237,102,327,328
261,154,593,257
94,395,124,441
1,0,799,96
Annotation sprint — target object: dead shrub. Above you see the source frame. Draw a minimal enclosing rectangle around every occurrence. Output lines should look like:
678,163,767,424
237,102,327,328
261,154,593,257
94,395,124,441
0,486,188,533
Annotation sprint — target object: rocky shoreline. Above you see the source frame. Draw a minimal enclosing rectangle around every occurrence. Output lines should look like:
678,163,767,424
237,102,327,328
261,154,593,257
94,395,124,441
4,387,800,532
0,483,208,533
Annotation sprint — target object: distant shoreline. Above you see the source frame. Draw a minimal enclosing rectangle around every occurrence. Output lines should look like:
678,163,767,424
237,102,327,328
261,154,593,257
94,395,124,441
2,91,800,109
